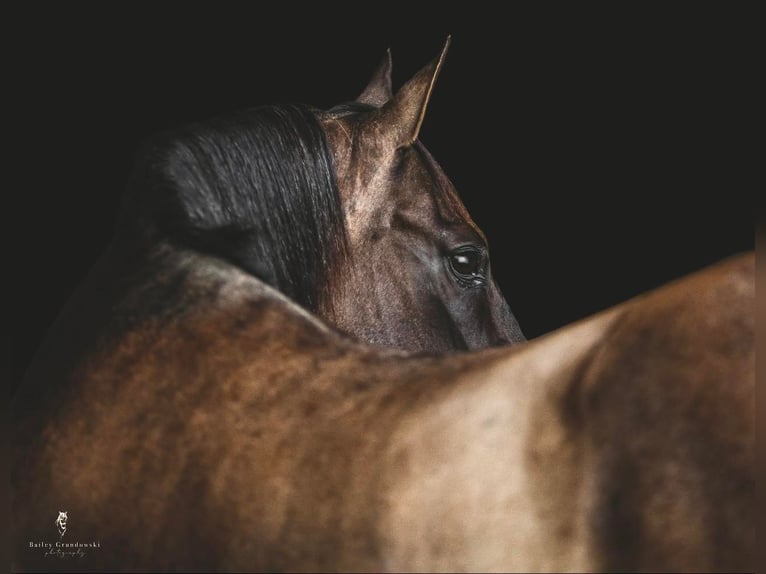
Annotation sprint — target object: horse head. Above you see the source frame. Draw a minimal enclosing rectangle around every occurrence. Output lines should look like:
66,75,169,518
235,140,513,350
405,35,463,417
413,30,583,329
120,39,522,352
320,39,524,350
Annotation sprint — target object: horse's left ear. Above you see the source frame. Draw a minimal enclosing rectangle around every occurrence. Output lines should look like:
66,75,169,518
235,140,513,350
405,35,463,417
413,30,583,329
376,36,451,147
357,49,393,107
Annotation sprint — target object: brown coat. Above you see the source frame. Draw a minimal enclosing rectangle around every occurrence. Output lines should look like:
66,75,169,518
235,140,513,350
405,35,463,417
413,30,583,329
13,252,754,572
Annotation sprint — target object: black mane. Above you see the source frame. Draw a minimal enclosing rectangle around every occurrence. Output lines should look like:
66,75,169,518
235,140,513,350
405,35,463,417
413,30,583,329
122,104,347,311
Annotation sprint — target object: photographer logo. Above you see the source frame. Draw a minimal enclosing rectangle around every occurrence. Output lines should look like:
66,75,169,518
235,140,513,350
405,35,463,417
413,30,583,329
27,511,101,559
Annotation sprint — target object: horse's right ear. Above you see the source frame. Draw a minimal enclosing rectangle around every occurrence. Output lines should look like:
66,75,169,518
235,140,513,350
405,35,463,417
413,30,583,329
356,49,393,107
373,37,450,148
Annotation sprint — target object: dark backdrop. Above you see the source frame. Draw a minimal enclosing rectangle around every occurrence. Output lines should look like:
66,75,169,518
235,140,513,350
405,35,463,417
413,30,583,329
11,6,752,385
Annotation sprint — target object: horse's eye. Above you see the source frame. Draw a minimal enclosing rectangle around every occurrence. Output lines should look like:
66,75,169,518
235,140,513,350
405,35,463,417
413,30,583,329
451,251,481,275
448,247,487,286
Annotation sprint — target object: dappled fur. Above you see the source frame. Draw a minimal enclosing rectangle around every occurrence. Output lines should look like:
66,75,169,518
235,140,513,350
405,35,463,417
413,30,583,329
12,252,754,571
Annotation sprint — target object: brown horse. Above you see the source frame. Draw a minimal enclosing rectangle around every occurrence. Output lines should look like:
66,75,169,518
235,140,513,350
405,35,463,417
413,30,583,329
11,39,754,571
12,243,753,571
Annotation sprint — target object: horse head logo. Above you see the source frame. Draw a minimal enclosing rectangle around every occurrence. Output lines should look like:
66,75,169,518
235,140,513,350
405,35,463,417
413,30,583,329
55,511,67,538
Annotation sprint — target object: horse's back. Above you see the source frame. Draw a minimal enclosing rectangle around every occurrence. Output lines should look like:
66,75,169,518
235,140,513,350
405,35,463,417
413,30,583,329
9,254,352,571
12,253,754,572
11,252,433,572
377,253,755,572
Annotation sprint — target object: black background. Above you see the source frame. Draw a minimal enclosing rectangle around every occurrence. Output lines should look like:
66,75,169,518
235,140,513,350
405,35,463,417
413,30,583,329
11,6,753,385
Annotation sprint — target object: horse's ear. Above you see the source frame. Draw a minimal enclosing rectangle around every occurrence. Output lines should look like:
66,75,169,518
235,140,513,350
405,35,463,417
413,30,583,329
356,49,393,107
377,36,450,147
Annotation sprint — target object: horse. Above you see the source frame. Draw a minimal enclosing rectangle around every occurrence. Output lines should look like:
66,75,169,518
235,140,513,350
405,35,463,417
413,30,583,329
13,38,522,568
12,241,754,571
12,38,754,571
